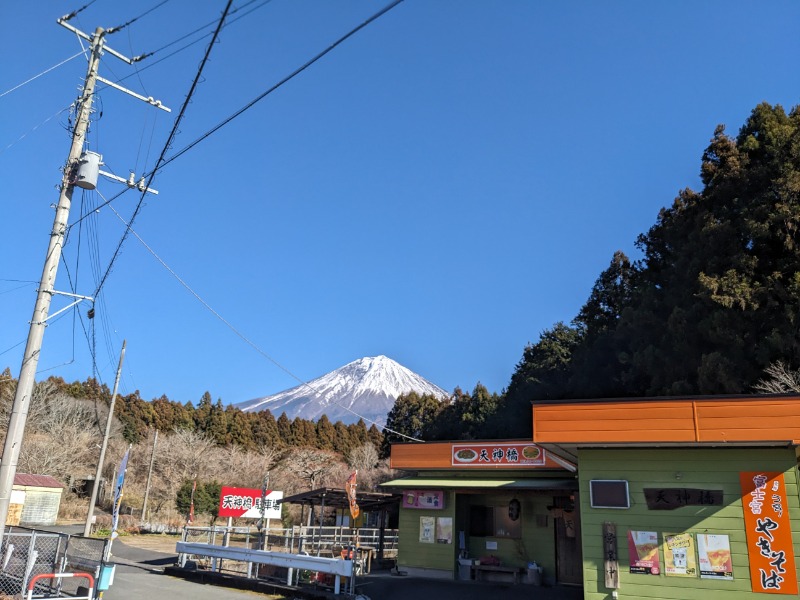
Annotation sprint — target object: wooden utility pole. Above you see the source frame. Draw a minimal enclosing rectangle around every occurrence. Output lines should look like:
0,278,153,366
141,428,159,524
83,341,126,537
0,27,107,540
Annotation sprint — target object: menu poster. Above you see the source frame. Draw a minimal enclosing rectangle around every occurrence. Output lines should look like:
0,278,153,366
419,516,435,544
697,534,733,580
663,533,697,577
628,530,660,575
436,517,453,544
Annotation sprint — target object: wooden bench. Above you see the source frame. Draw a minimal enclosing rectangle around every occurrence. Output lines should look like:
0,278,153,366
472,564,523,583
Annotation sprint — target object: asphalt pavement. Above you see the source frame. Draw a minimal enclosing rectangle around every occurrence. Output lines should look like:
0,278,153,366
38,525,584,600
108,537,584,600
106,538,274,600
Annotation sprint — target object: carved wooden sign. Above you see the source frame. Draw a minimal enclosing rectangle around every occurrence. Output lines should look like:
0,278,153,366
643,488,722,510
603,521,619,589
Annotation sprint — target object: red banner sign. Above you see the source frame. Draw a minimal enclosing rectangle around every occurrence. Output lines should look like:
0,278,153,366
218,486,283,519
451,442,545,467
740,472,798,594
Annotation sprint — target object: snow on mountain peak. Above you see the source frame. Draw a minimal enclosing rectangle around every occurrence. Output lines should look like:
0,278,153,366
235,356,448,426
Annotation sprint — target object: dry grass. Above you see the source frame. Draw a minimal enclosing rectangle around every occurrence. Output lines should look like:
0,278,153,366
57,492,89,521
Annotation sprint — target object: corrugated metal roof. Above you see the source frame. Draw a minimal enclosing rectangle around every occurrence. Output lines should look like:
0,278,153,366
14,474,63,488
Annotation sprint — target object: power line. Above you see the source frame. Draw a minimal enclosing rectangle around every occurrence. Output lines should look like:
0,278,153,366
106,205,423,442
60,0,98,23
107,0,172,35
0,51,85,99
162,0,405,170
73,0,406,215
133,0,270,62
93,0,234,299
0,105,73,156
63,0,417,439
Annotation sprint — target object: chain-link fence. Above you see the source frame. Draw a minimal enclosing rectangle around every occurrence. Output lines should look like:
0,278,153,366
0,527,107,599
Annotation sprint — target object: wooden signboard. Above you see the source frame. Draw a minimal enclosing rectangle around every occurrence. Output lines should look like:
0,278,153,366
603,521,619,589
643,488,722,510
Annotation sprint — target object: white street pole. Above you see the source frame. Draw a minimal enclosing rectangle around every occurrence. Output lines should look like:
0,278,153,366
141,428,159,524
83,341,126,537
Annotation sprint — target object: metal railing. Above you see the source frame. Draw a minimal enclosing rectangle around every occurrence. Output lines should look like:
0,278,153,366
180,525,398,578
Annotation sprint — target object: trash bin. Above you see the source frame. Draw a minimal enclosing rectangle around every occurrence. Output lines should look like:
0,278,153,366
458,558,473,580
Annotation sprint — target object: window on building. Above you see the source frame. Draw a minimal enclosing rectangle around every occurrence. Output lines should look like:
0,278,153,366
589,480,630,509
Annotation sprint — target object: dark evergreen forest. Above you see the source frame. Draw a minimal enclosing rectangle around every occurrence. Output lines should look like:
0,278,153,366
384,102,800,445
8,374,383,457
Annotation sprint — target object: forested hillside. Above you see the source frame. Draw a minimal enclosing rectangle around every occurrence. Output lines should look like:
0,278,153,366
49,376,384,454
495,102,800,435
0,369,389,525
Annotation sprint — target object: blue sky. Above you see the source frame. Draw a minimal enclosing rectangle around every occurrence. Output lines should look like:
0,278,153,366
1,1,799,411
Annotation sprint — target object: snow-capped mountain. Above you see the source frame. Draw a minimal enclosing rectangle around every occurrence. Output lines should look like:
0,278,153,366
236,355,449,426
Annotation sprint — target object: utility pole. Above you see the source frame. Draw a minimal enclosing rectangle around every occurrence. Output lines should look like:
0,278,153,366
0,13,168,541
83,340,126,537
0,27,107,540
141,428,158,524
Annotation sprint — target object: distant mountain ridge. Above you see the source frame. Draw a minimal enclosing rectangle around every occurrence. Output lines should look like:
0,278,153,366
236,355,449,425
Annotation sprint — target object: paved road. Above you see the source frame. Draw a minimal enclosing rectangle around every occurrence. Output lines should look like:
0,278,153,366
38,526,582,600
39,525,276,600
103,539,582,600
104,539,278,600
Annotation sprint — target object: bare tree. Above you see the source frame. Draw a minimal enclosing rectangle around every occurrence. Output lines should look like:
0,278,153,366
754,361,800,394
151,428,217,508
18,429,96,479
1,380,104,481
276,447,341,494
347,443,380,489
217,445,278,488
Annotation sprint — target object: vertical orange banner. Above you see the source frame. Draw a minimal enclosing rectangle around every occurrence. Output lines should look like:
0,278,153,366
740,472,798,594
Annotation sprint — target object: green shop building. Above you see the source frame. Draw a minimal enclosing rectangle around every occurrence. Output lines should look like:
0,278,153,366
383,439,582,587
532,394,800,599
385,394,800,599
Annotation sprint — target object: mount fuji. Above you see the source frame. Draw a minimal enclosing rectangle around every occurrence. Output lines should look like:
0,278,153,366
236,355,449,426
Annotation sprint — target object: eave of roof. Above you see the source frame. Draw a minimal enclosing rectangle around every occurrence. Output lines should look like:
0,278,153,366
380,476,578,490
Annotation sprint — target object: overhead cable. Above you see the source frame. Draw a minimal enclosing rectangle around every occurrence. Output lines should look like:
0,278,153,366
107,0,171,34
0,51,85,99
162,0,405,169
60,0,97,23
93,0,234,298
107,204,424,442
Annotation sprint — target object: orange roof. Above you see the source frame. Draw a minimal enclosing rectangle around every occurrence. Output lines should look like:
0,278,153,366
532,395,800,446
390,440,570,470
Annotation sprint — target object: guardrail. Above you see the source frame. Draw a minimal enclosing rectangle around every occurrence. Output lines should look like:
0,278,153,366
182,525,398,557
177,542,354,595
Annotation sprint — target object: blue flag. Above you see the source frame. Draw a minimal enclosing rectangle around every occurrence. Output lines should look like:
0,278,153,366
111,448,130,537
